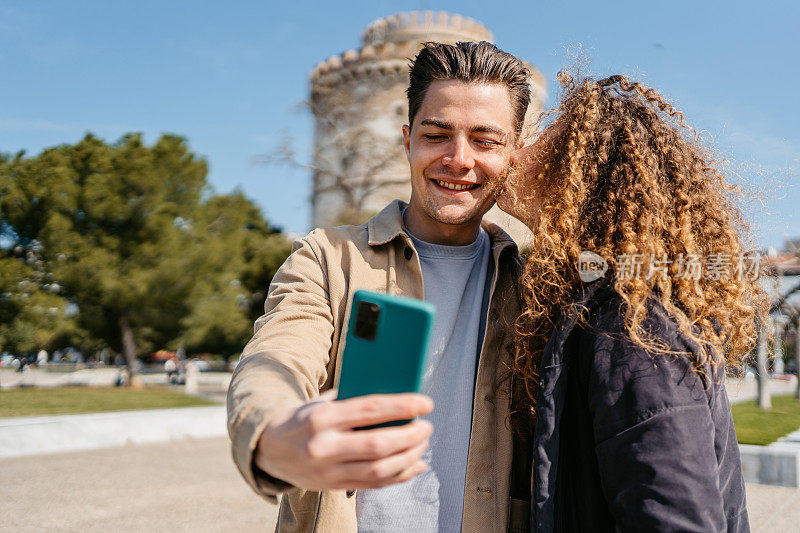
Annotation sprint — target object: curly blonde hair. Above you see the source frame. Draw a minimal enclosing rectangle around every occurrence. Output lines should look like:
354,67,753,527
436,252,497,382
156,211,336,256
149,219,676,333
503,73,768,425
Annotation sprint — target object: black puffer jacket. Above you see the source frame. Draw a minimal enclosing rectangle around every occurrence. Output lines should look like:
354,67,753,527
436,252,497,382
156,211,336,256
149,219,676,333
531,280,748,532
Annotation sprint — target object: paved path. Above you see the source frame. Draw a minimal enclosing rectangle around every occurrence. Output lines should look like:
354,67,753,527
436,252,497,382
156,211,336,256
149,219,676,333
747,483,800,532
0,437,278,532
1,437,799,532
726,376,797,404
0,367,231,392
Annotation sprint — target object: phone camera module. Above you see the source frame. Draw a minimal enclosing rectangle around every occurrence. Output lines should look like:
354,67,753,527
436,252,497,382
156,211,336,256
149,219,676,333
354,301,380,341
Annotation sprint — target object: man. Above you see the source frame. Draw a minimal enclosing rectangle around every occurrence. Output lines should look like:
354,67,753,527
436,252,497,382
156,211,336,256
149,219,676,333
227,41,531,532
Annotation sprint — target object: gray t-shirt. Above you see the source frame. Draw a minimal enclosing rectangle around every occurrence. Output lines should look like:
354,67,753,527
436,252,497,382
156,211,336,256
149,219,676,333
356,226,491,532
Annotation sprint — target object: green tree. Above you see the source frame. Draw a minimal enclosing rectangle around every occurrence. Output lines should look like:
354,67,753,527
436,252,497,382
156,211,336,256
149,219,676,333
1,134,208,385
178,192,291,367
1,134,292,379
0,255,83,354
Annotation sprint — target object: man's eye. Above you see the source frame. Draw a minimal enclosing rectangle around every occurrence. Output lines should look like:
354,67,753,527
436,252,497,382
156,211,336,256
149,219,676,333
423,134,446,141
476,139,501,147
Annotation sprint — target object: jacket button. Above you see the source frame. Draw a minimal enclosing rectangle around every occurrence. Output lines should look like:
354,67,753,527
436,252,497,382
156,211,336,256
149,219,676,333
404,246,413,260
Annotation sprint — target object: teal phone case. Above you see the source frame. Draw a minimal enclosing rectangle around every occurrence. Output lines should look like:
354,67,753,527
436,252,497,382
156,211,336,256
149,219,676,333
337,290,435,428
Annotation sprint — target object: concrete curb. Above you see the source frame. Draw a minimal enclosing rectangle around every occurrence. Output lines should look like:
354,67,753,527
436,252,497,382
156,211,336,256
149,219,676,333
740,444,800,487
0,405,227,459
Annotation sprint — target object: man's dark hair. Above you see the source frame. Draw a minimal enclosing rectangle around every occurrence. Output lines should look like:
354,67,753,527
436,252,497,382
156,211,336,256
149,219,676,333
407,41,531,137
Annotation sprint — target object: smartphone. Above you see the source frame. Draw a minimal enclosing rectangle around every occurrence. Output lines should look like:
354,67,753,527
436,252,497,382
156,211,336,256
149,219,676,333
336,290,435,428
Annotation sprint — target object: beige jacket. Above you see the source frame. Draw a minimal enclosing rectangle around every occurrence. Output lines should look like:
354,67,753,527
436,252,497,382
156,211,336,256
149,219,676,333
227,200,522,532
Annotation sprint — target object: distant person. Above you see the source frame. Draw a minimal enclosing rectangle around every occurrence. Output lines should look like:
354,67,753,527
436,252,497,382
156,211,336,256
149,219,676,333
115,367,130,387
228,41,532,531
164,358,177,383
184,359,199,395
498,72,764,531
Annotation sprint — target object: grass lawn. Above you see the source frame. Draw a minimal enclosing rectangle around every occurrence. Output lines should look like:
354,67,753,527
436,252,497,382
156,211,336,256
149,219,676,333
0,386,217,418
732,394,800,445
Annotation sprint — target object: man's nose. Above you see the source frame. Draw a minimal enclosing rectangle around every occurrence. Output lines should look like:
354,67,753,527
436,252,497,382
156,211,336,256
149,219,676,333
442,137,475,170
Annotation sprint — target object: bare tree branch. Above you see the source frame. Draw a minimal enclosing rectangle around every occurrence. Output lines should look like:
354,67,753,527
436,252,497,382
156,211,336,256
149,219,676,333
254,118,407,217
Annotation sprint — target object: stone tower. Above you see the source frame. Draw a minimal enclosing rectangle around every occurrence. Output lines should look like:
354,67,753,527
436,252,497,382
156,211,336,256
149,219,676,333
309,11,546,245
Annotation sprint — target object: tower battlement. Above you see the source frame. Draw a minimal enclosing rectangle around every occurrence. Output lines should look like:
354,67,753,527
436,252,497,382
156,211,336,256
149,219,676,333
309,42,415,87
310,11,496,89
361,11,493,47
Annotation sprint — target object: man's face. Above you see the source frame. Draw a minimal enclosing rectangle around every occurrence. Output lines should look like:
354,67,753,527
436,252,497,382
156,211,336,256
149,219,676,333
402,80,517,238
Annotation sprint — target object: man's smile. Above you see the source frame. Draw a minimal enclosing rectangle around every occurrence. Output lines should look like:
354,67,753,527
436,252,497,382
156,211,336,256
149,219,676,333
430,178,481,192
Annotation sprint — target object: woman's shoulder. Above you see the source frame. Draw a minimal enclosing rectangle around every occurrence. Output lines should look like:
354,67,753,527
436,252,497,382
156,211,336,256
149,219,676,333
571,286,717,435
580,285,710,366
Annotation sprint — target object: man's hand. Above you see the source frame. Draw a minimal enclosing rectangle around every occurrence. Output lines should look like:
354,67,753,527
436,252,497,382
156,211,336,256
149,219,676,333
254,392,434,491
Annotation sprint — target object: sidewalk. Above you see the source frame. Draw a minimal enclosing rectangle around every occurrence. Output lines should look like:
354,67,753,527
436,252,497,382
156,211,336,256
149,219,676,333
0,437,277,532
726,376,797,404
747,482,800,532
0,367,232,391
0,436,796,532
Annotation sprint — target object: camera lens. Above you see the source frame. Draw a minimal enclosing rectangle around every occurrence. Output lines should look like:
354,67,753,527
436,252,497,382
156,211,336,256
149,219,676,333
354,301,380,340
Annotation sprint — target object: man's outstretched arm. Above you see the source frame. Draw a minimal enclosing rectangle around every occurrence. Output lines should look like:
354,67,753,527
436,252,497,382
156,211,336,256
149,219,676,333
227,235,432,500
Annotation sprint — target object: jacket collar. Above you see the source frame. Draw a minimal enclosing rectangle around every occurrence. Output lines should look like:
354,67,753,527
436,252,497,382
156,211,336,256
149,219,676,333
542,277,612,366
367,199,519,256
367,200,408,246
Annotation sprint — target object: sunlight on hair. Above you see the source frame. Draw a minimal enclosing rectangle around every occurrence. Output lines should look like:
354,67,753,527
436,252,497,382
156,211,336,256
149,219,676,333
505,71,772,429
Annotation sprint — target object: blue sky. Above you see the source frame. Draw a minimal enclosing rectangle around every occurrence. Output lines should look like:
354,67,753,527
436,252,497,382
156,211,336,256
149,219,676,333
1,0,797,247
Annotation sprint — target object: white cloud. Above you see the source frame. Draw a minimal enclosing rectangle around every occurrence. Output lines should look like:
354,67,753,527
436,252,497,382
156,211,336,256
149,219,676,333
0,117,72,133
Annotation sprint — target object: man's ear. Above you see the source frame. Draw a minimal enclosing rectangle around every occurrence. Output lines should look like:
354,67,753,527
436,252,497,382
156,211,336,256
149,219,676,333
402,124,411,162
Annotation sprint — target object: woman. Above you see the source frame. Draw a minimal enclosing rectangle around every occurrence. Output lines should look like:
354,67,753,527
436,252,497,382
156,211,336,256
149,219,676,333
497,73,766,532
